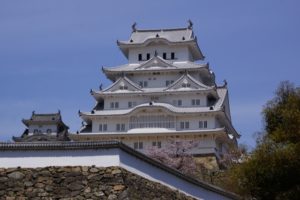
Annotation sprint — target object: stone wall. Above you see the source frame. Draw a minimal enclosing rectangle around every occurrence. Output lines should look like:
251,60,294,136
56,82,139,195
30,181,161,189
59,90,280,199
0,166,195,200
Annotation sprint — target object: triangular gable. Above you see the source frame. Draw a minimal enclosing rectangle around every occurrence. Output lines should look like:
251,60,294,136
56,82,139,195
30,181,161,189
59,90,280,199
135,56,177,70
103,76,143,92
164,74,211,91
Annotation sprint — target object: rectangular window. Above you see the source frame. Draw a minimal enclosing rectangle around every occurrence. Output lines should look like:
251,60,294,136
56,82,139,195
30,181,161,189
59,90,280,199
115,102,119,109
143,81,148,87
138,142,143,149
163,52,167,59
199,121,203,128
180,121,189,129
99,124,107,132
204,121,208,128
134,142,138,149
121,124,125,131
199,121,208,129
180,122,185,129
192,99,200,106
157,141,162,148
110,102,114,108
166,80,170,86
147,53,150,60
178,100,182,106
138,54,142,61
171,52,175,59
185,122,189,129
152,141,156,146
128,102,132,108
139,81,143,87
103,124,107,131
116,124,120,131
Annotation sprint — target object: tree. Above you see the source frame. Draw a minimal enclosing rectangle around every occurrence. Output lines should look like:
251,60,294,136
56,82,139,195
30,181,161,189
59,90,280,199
145,139,198,176
228,81,300,199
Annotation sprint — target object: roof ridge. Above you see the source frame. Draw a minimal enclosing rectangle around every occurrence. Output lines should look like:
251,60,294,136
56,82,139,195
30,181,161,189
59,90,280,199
134,27,189,32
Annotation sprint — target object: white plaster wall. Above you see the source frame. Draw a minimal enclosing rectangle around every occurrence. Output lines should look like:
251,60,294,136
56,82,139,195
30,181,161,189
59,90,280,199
28,124,57,135
129,73,181,88
0,149,120,168
128,45,190,63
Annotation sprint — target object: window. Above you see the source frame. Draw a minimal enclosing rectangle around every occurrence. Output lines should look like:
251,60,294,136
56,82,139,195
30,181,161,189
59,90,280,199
46,129,52,134
110,102,119,109
99,124,107,132
171,52,175,59
180,121,189,129
138,54,142,61
128,101,136,108
199,121,208,129
134,142,138,149
163,52,167,59
166,80,174,86
134,142,143,149
192,99,200,106
178,100,182,106
139,81,148,88
147,53,150,60
116,124,125,131
152,141,162,148
173,99,182,106
33,129,38,134
138,142,143,149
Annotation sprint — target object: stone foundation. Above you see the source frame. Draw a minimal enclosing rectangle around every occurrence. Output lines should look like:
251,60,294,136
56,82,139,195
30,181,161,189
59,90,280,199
0,166,195,200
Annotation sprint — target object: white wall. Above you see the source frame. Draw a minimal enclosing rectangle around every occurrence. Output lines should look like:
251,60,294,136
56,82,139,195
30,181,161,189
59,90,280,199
28,124,57,135
128,45,191,63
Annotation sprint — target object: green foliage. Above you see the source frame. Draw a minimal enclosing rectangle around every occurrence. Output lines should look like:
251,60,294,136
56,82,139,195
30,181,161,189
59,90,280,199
229,81,300,200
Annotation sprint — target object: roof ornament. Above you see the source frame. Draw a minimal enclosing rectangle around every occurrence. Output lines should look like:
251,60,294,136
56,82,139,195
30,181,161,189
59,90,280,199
78,110,81,116
58,109,61,114
188,19,193,29
223,79,228,87
32,111,35,116
101,66,104,73
156,33,159,38
81,121,85,127
99,84,103,91
90,89,93,94
132,22,137,32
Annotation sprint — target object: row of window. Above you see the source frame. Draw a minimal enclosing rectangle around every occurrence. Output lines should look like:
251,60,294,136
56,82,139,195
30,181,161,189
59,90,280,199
179,120,208,130
110,99,202,109
99,120,208,132
33,129,52,134
137,52,176,61
133,141,162,150
99,123,125,132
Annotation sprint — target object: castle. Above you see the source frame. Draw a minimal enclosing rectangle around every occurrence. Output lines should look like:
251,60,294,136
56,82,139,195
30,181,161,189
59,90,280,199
14,22,239,164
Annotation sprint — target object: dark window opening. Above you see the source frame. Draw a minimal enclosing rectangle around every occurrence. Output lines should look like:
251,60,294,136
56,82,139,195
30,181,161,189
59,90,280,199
147,53,150,60
163,53,167,59
171,52,175,59
138,54,142,61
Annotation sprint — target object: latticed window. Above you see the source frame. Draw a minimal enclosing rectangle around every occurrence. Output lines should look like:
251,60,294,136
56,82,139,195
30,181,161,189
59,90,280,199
129,115,175,129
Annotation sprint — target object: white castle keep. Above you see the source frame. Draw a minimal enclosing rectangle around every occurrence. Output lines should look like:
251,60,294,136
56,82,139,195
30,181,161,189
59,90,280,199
72,22,240,159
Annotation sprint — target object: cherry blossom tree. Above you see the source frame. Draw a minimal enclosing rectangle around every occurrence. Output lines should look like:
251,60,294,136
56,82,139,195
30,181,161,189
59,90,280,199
145,139,198,176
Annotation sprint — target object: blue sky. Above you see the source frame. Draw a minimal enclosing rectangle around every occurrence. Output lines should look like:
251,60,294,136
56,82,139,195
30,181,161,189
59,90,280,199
0,0,299,148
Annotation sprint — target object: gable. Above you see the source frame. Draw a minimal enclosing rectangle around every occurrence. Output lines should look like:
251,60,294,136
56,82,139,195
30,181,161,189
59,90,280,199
165,74,211,91
103,77,142,92
135,56,177,70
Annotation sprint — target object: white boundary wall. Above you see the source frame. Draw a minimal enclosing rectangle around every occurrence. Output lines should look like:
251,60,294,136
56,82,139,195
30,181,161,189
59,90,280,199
0,148,234,200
